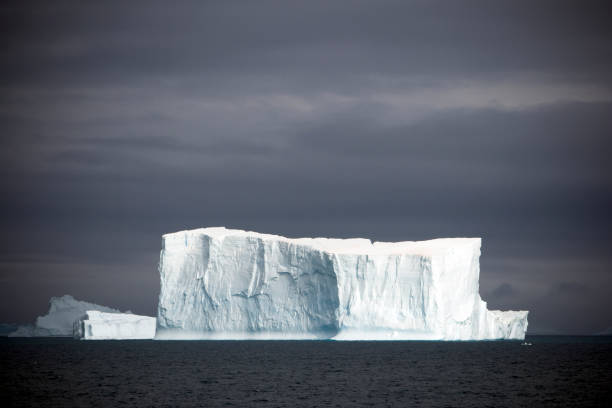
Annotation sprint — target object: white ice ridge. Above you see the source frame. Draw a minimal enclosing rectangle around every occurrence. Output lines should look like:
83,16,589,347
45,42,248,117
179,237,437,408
74,311,156,340
157,227,528,340
10,295,121,337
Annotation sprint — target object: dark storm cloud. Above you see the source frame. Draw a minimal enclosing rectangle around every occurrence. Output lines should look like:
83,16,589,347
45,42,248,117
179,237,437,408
549,281,590,296
489,283,517,299
1,1,611,333
2,1,612,84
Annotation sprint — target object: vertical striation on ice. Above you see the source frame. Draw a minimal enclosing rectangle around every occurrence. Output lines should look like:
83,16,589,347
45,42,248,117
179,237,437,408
73,311,156,340
157,227,528,340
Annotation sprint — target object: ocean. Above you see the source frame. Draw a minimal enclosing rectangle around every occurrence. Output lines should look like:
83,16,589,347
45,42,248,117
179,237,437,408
1,336,611,407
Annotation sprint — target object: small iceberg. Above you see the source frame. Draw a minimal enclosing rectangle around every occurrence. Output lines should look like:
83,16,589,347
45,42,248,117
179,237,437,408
74,311,156,340
9,295,121,337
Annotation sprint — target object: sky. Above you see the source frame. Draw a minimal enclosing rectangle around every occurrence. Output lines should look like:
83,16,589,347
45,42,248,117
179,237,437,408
1,0,611,334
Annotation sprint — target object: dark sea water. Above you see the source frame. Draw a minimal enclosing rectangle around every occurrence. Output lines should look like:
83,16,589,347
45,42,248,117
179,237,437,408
1,336,611,407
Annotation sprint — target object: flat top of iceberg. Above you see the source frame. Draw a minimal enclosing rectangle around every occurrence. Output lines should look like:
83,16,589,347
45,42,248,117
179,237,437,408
163,227,480,256
82,310,154,322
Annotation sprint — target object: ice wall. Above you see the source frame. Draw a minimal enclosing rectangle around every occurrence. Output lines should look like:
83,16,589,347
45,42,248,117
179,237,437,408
157,227,528,340
74,311,156,340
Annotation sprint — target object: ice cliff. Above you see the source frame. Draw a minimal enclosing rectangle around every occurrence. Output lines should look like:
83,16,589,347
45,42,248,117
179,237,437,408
157,227,528,340
10,295,121,337
74,311,156,340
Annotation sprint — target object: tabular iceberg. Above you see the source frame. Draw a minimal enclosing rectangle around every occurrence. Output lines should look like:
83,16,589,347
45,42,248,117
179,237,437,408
9,295,121,337
73,311,156,340
157,227,528,340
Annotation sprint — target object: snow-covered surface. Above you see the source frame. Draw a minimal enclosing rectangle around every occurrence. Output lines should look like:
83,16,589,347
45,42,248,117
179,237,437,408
157,227,529,340
10,295,121,337
74,311,156,340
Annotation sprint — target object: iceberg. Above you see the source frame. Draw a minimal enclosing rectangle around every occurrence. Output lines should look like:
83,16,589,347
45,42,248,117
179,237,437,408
73,311,156,340
157,227,528,340
0,323,18,336
10,295,121,337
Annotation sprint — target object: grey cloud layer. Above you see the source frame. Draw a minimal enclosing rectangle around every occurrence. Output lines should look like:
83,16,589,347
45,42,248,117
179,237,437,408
1,0,611,333
2,1,611,85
